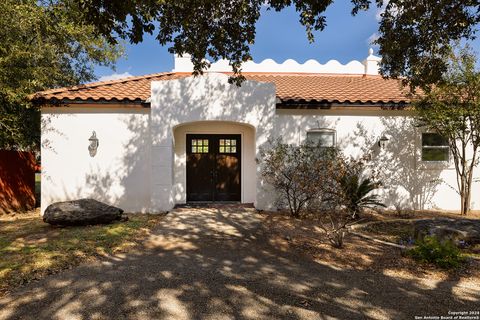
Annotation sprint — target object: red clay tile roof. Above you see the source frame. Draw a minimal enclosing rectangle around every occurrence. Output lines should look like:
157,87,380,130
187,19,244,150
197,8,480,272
32,72,411,105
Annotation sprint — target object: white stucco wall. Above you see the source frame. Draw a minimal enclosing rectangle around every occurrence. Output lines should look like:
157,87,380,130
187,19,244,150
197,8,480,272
275,109,480,211
41,107,151,214
41,73,480,214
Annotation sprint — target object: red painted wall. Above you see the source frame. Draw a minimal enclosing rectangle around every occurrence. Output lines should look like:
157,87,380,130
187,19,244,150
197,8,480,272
0,151,36,213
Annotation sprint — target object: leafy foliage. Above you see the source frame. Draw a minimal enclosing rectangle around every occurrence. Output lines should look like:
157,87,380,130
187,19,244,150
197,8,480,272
70,0,479,87
338,169,385,219
260,139,384,248
0,0,121,150
414,47,480,215
259,138,335,217
371,0,480,89
407,236,465,269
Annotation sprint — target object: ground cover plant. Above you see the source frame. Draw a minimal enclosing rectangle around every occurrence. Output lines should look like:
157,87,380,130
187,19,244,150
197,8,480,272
352,212,480,262
0,211,165,295
407,236,466,269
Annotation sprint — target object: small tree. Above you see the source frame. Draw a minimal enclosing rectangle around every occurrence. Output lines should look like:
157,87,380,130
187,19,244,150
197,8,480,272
415,48,480,215
259,139,332,218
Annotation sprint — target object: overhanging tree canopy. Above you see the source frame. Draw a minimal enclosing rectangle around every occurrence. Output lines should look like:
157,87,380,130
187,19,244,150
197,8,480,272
0,0,121,150
73,0,480,87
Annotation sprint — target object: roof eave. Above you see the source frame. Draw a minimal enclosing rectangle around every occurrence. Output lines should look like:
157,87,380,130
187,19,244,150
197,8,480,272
276,100,409,110
34,98,151,108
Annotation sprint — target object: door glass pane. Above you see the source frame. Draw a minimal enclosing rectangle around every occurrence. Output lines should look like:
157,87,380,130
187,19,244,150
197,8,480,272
219,139,237,153
191,139,208,153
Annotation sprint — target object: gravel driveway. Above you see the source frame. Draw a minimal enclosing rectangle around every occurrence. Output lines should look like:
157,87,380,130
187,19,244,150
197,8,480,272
0,207,478,320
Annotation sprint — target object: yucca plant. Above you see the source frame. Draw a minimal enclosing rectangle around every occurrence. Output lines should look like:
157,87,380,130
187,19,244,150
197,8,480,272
339,173,385,219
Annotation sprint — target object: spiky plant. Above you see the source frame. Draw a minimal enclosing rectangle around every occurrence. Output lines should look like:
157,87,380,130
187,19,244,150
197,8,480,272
339,173,385,219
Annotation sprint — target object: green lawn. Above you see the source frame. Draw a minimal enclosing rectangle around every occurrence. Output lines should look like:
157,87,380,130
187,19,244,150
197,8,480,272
0,212,165,295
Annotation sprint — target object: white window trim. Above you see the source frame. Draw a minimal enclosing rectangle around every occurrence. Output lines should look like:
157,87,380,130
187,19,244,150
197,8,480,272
306,128,336,147
416,129,453,171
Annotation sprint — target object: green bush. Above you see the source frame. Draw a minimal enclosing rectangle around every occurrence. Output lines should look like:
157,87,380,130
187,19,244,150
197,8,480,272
407,236,465,269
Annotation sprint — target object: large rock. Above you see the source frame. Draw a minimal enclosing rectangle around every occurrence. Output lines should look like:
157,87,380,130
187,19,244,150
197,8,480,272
43,199,125,226
413,218,480,245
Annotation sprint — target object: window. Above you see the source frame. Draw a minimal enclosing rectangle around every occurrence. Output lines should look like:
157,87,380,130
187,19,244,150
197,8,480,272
219,139,237,153
191,139,209,153
422,133,449,162
306,130,336,148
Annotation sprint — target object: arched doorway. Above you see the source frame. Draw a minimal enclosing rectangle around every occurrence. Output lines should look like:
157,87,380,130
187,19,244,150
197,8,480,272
173,121,256,204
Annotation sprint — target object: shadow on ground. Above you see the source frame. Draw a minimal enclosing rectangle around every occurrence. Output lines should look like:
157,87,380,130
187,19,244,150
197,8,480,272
0,207,478,320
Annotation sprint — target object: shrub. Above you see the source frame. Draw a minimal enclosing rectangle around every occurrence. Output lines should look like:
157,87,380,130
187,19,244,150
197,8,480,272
260,139,384,248
259,138,337,217
407,236,465,269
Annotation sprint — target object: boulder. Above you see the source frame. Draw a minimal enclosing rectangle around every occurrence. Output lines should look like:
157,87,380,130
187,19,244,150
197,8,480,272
43,199,125,226
413,218,480,245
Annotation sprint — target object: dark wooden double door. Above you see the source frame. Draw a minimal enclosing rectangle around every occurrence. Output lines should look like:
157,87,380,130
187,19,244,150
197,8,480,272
186,134,241,202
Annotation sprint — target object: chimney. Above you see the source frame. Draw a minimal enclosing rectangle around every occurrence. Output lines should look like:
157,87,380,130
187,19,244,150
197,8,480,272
172,53,194,72
363,48,381,75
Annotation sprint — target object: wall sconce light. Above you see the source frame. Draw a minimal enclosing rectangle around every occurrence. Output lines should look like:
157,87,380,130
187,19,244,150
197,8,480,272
88,131,99,157
378,135,389,149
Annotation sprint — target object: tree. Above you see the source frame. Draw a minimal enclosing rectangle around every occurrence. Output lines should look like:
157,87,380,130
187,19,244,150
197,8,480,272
415,48,480,215
374,0,479,89
0,0,121,150
68,0,479,86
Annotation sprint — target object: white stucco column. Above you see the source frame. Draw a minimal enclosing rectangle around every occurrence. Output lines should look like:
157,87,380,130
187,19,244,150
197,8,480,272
149,97,175,212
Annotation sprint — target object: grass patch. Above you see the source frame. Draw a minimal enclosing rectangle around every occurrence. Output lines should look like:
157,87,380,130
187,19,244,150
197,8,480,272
0,213,164,295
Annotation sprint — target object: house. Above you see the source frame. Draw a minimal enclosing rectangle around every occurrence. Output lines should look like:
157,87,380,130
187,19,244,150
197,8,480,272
34,49,480,214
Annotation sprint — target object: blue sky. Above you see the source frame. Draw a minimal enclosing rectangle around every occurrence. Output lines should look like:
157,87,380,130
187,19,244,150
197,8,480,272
95,2,478,81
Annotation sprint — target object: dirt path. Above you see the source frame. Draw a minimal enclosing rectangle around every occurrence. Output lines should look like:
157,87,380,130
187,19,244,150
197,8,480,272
0,207,478,320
